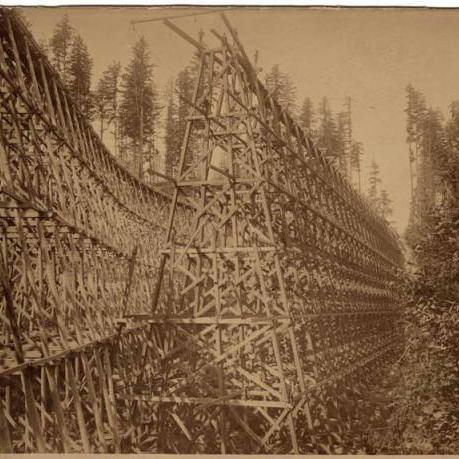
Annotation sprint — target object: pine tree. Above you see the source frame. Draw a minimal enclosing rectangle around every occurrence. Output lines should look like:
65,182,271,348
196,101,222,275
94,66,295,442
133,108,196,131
406,84,428,195
338,97,352,178
49,14,73,85
443,102,459,201
68,34,92,118
350,140,364,192
163,61,198,180
175,67,194,173
406,83,427,146
379,189,393,220
317,97,340,162
265,64,297,114
164,80,177,178
119,36,160,178
299,97,314,135
93,86,106,140
367,159,382,210
94,62,121,145
446,101,459,175
418,108,444,215
337,111,349,176
421,109,444,168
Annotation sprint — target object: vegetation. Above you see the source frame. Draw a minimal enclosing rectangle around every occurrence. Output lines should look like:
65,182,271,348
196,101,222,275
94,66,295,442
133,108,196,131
366,86,459,454
43,15,395,214
119,36,160,178
68,34,92,117
93,61,121,145
298,97,314,134
350,140,363,192
164,66,194,178
48,16,160,177
379,189,393,220
49,15,92,118
265,64,298,114
49,14,73,84
163,80,177,178
367,159,382,208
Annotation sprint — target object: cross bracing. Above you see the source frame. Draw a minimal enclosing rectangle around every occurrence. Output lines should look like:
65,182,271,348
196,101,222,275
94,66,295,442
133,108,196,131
0,9,404,454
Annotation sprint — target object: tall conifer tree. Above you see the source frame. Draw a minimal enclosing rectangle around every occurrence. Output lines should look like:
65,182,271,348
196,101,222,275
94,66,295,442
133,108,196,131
317,97,341,163
379,189,393,220
367,159,382,210
68,34,93,118
299,97,314,135
350,140,364,192
119,37,159,178
164,80,177,178
94,62,121,145
265,64,297,114
50,14,73,85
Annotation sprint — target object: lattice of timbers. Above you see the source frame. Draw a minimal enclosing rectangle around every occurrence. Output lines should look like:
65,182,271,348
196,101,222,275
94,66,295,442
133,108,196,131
123,47,314,455
124,17,405,454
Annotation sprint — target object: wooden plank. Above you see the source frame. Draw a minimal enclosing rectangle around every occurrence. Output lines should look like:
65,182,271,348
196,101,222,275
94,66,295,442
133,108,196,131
81,352,106,450
0,400,13,453
45,366,72,452
21,369,48,452
65,358,91,453
129,394,289,409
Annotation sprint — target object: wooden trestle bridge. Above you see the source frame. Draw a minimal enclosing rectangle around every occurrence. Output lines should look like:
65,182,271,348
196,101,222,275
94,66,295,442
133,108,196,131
0,8,405,454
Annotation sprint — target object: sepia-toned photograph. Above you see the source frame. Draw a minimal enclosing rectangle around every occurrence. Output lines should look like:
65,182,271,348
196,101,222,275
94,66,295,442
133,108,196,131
0,3,458,455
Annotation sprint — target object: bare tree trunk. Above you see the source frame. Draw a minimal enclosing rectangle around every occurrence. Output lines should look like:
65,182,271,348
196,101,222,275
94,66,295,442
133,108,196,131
138,103,144,179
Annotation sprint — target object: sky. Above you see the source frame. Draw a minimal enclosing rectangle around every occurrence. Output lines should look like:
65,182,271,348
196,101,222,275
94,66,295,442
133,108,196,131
20,6,459,235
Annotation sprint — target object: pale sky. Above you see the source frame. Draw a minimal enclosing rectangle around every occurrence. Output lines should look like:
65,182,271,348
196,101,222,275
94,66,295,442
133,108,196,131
21,6,459,235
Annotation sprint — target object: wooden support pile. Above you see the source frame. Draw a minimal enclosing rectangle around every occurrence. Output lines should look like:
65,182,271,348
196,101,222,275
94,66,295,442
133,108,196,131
0,8,404,453
0,9,189,452
121,13,405,454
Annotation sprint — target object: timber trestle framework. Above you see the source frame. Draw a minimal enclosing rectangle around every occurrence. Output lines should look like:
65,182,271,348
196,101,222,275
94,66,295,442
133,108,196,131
0,9,190,453
0,8,404,454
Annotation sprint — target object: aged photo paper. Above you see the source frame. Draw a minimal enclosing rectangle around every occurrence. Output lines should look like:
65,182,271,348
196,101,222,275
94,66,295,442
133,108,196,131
1,4,458,456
